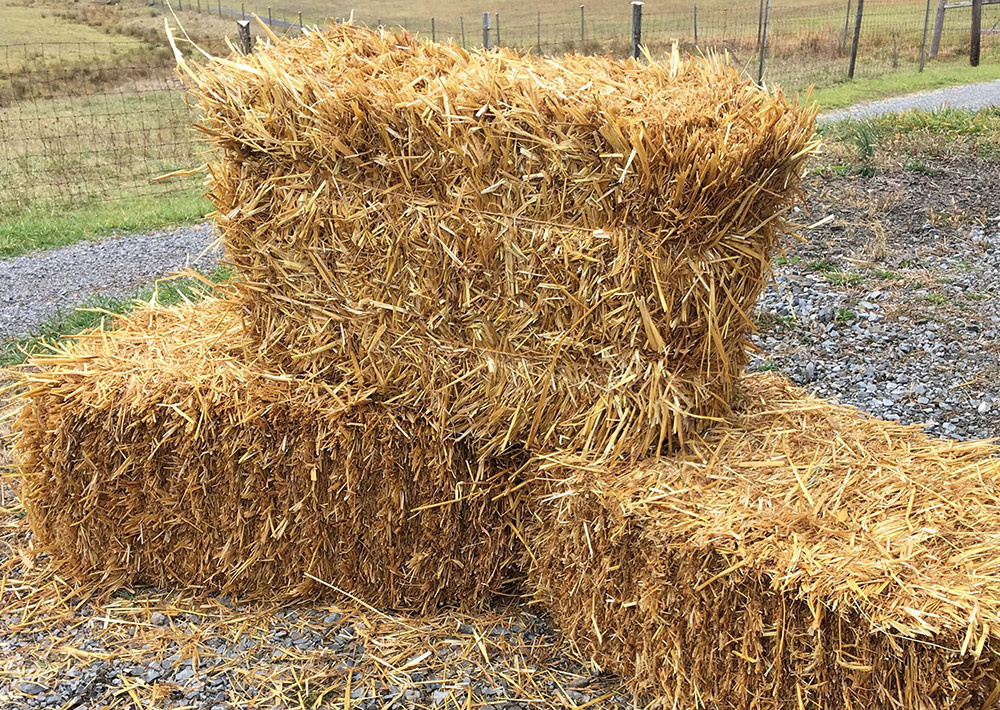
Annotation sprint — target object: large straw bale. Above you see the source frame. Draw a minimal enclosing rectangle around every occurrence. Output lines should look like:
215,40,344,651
12,299,525,609
527,373,1000,708
180,25,817,461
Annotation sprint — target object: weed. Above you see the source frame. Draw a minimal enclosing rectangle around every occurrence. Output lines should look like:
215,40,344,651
903,159,937,175
759,359,779,372
924,292,948,306
870,269,901,280
835,307,856,323
807,259,838,272
825,271,863,286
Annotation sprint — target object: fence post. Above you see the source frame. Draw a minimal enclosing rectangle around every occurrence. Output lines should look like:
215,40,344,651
971,0,982,65
848,0,864,79
461,16,466,47
178,0,182,11
237,20,252,54
581,4,585,43
694,4,698,44
482,12,491,49
537,10,541,49
756,0,765,50
631,1,643,59
919,0,931,70
432,17,436,41
240,2,244,19
298,11,303,29
930,0,946,57
495,12,500,45
841,0,852,51
757,0,770,82
197,0,201,13
217,0,221,17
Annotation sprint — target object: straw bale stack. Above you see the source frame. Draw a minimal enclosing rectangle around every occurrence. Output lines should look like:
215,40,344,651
180,25,817,460
527,373,1000,709
13,299,526,609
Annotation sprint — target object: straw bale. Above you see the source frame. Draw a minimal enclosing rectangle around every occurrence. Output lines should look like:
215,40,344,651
527,373,1000,708
180,25,817,461
12,299,525,610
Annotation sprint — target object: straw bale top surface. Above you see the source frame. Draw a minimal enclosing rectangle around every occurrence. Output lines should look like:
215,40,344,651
536,373,1000,646
179,25,818,461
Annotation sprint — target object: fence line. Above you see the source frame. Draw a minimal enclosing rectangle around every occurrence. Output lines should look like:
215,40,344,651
1,1,997,214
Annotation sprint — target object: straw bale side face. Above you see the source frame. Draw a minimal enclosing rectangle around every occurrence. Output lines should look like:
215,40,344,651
527,374,1000,708
183,26,817,460
13,301,525,609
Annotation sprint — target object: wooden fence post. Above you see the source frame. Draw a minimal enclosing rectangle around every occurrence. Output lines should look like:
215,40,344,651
237,20,252,54
848,0,864,79
930,0,946,57
631,1,643,59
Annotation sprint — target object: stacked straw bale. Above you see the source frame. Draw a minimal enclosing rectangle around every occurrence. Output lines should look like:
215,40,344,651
180,24,817,460
527,373,1000,709
14,299,526,610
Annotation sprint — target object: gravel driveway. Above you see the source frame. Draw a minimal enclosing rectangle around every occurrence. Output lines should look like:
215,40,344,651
821,77,1000,121
0,224,221,339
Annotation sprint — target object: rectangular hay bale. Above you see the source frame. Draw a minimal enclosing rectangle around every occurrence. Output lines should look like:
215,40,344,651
180,25,817,461
13,299,525,610
526,373,1000,708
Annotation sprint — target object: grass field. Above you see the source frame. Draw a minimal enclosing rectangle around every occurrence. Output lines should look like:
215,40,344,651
1,0,999,257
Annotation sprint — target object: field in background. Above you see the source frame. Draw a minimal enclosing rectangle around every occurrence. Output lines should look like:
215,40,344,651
0,0,999,254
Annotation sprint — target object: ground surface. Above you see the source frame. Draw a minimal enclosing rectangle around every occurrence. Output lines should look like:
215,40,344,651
0,224,220,339
2,108,1000,707
821,78,1000,121
751,153,1000,442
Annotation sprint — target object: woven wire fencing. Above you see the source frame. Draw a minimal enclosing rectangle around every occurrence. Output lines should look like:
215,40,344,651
2,2,998,215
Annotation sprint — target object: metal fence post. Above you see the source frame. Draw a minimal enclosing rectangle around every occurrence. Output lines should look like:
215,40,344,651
756,0,765,50
267,6,271,26
495,12,500,45
848,0,864,79
461,16,466,47
971,0,982,65
431,17,436,41
240,2,245,19
694,5,698,44
580,4,585,43
482,12,491,49
298,11,303,29
757,0,770,82
631,1,643,59
217,0,221,17
919,0,931,70
537,10,541,50
841,0,852,51
237,20,252,54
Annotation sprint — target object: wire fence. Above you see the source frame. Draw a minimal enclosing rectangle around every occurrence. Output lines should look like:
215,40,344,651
2,1,998,214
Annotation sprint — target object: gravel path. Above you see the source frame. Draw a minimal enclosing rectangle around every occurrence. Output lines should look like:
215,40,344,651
0,224,221,339
821,78,1000,121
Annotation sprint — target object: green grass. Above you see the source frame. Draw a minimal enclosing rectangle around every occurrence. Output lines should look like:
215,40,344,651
807,259,838,272
811,61,1000,110
0,192,209,258
0,266,231,367
824,271,863,286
